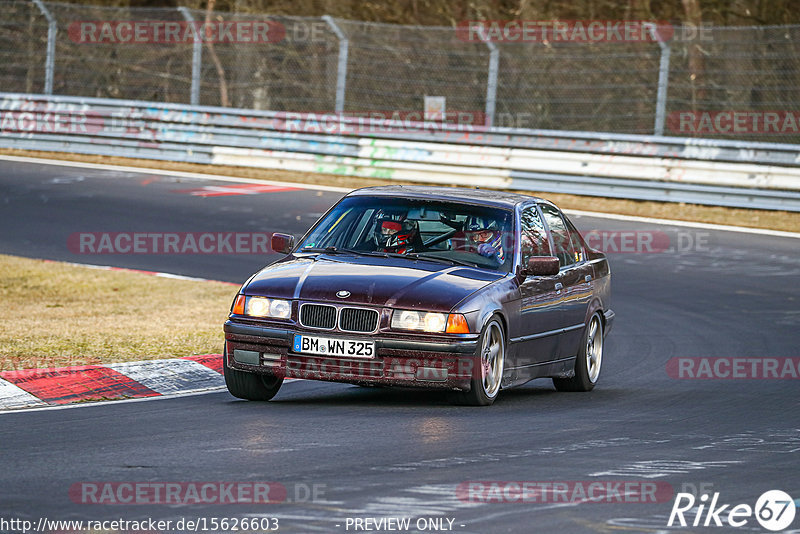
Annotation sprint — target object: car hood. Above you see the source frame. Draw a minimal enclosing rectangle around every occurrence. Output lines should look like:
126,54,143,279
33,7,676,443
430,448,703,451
244,255,504,312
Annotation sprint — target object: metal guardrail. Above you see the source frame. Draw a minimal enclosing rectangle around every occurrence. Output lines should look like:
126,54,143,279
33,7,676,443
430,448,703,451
1,93,800,211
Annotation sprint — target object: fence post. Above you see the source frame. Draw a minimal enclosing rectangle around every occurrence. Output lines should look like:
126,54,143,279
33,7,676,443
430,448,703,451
646,23,671,136
485,40,499,128
322,15,348,113
178,7,202,106
31,0,56,94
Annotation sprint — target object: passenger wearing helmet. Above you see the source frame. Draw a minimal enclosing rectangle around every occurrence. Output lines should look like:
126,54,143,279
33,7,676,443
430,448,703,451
464,216,505,264
373,216,420,255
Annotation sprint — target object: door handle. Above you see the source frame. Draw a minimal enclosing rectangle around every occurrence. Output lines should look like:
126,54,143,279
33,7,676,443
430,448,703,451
555,282,563,291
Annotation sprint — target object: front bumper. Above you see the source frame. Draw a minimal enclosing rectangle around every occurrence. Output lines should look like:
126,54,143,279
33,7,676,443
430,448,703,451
224,320,480,390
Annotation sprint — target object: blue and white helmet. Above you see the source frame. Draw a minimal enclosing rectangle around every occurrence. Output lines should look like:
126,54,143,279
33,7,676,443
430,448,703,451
465,216,504,262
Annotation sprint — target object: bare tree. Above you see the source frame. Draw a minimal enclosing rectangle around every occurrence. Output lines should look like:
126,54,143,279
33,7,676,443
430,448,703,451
682,0,706,107
205,0,229,106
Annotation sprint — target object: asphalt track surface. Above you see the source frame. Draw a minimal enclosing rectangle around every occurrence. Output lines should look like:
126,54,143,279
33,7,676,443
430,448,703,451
0,158,798,534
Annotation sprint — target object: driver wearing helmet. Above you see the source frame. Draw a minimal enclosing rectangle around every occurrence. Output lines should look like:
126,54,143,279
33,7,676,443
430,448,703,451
463,216,505,264
373,215,420,255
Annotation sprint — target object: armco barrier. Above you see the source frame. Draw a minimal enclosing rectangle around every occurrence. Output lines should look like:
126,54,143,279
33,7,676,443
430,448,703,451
1,93,800,211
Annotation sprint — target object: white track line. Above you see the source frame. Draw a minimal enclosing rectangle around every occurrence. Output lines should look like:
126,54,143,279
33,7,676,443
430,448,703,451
43,259,239,285
0,387,227,415
0,154,351,193
1,154,798,238
566,209,800,239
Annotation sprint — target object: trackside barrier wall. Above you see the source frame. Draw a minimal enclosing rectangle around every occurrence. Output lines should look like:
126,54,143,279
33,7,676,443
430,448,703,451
1,93,800,211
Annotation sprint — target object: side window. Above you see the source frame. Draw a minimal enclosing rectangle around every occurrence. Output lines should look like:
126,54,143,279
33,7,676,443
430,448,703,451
565,217,585,263
520,206,551,266
540,204,577,268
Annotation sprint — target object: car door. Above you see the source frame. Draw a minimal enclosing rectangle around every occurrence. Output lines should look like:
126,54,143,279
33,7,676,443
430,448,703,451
513,204,564,371
539,203,594,359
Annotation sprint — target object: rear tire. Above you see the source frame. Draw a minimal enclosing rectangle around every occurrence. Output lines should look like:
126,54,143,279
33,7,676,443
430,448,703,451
223,344,283,401
451,317,505,406
553,313,603,392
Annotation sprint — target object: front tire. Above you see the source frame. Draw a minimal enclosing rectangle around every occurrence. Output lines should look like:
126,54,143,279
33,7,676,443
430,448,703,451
223,344,283,401
553,312,603,392
452,317,505,406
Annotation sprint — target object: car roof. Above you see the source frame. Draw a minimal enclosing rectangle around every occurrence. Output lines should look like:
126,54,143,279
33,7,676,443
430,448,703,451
347,185,544,209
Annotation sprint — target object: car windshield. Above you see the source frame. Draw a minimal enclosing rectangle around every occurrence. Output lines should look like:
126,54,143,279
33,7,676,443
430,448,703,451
297,196,516,272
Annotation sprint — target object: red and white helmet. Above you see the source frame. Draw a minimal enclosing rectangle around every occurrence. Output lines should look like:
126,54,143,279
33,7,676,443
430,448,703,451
374,215,419,253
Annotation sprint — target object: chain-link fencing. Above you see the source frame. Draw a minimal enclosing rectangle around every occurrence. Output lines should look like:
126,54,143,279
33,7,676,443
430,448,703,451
1,0,799,142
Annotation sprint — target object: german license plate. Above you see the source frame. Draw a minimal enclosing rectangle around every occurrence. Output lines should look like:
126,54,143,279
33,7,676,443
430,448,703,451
292,334,375,358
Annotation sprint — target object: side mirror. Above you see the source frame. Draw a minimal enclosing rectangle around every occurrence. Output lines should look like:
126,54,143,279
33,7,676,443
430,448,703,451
525,256,560,277
271,233,295,255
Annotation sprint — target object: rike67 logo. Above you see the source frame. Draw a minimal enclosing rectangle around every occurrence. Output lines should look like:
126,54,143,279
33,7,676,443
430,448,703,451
668,490,796,531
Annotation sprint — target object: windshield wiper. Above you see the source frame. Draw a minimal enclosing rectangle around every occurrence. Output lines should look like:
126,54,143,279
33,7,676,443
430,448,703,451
372,251,479,268
299,246,344,254
300,248,480,268
408,253,479,268
300,246,375,257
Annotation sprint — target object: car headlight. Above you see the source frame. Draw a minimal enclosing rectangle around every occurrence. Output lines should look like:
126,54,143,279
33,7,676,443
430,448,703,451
269,299,291,318
391,310,469,333
247,296,271,317
232,295,292,319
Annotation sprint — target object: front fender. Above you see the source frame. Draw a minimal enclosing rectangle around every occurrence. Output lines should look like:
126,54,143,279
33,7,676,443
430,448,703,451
452,276,516,338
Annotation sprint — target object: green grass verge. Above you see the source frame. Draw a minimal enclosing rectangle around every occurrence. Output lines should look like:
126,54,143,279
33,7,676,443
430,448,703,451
0,254,236,370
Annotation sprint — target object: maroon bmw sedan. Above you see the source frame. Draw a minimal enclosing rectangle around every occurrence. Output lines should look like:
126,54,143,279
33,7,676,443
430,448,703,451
223,186,614,405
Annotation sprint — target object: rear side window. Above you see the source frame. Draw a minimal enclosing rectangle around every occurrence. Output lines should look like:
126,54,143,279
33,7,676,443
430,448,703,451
540,204,577,268
565,217,585,263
